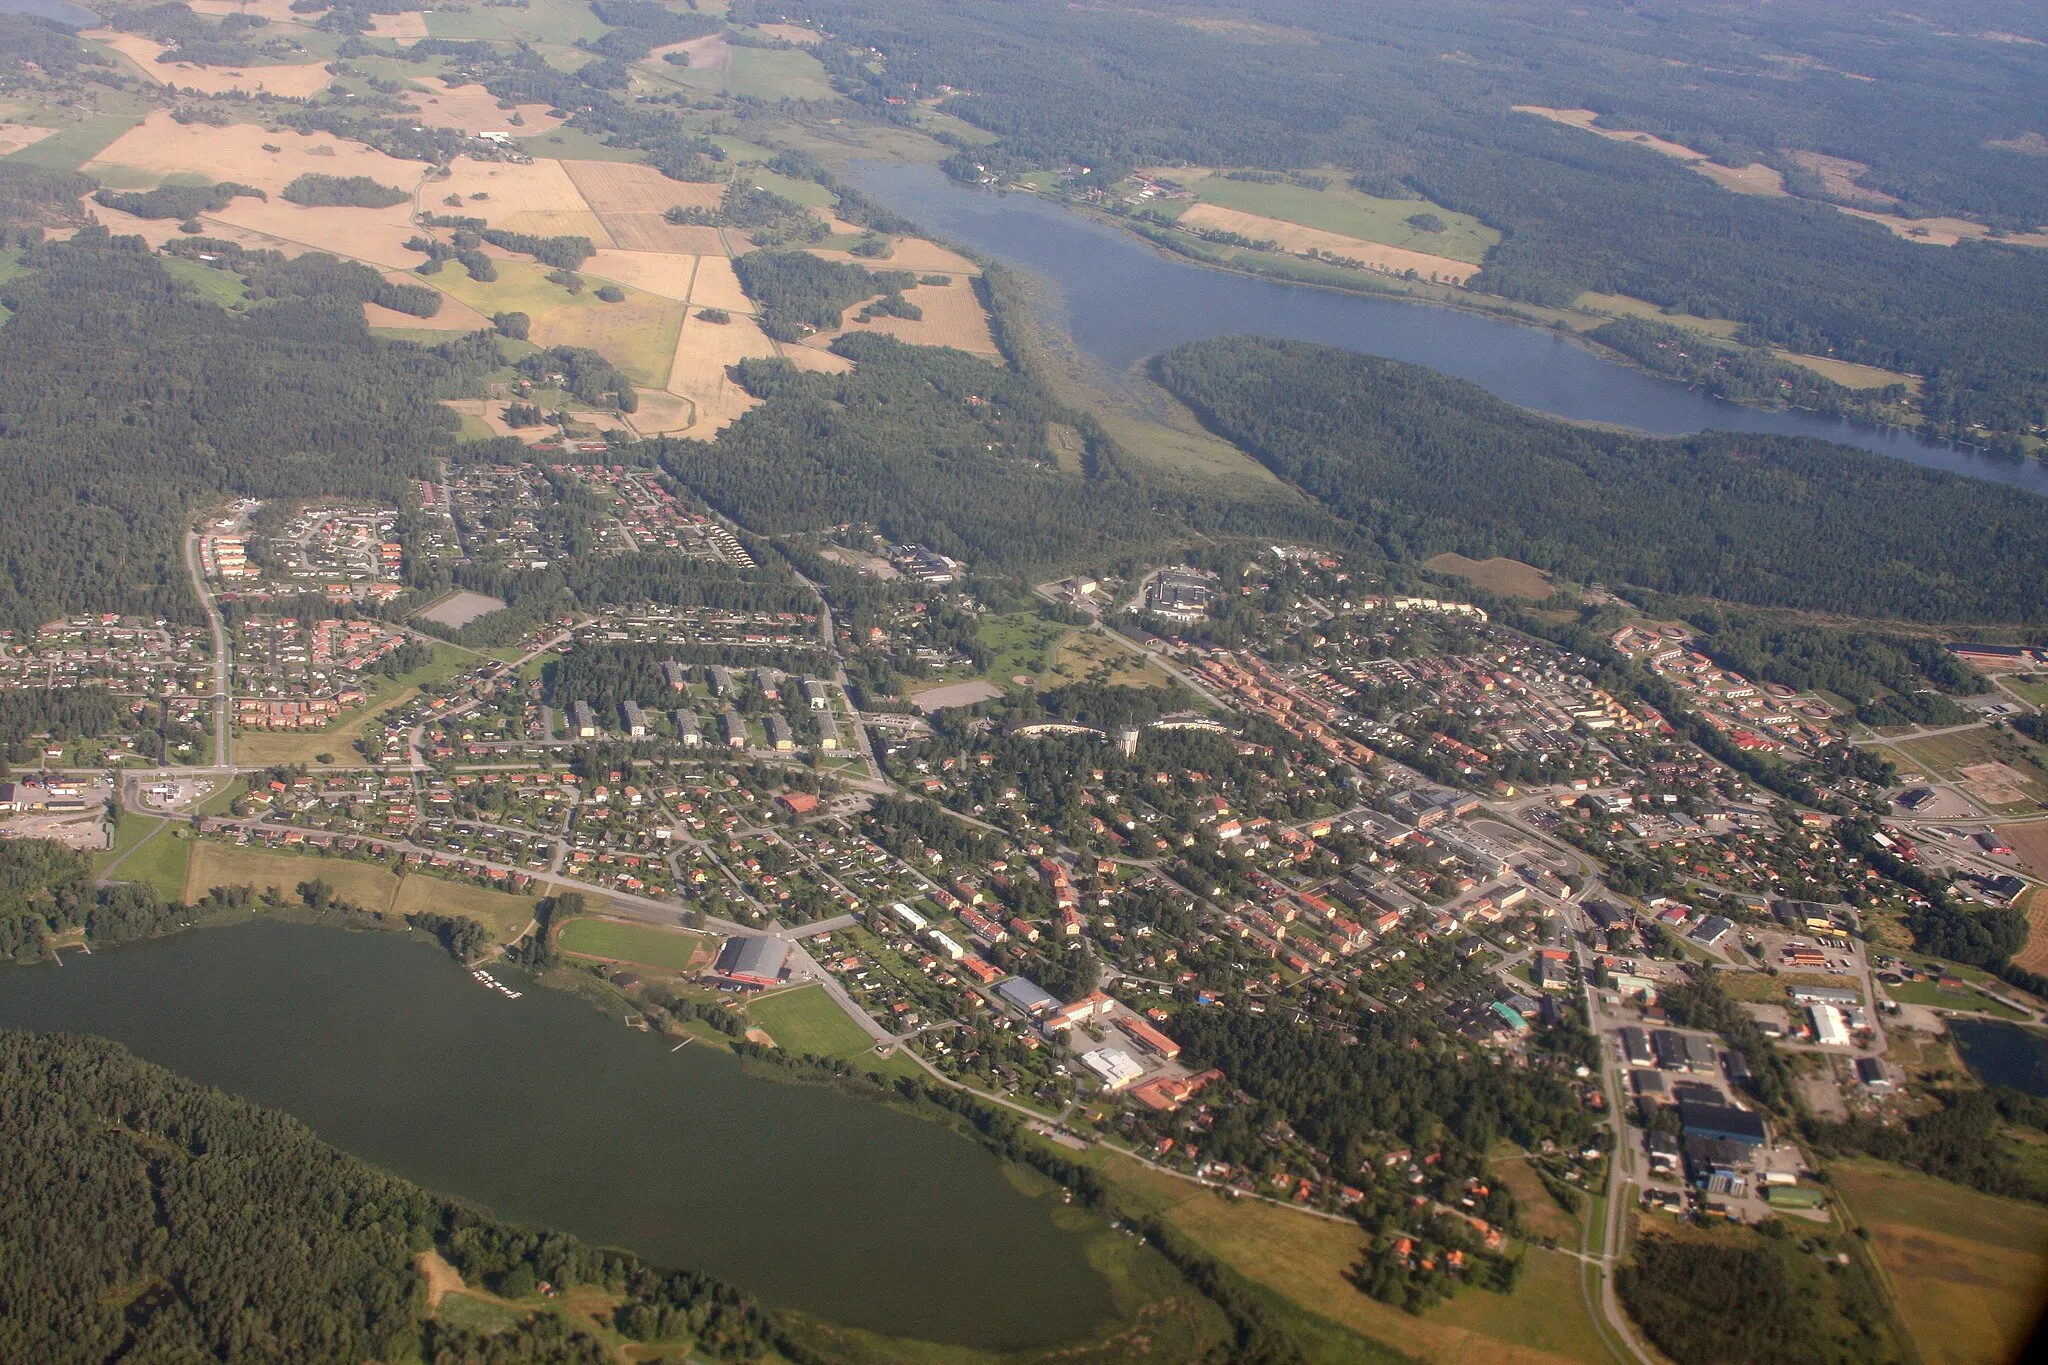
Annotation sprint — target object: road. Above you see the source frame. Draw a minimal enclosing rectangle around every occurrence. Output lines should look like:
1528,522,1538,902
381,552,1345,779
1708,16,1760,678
182,530,232,769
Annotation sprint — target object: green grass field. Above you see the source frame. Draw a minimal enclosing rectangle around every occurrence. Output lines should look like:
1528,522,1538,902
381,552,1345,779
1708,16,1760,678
429,261,684,389
1884,977,2029,1020
974,611,1068,685
680,46,837,102
124,828,196,903
161,256,249,311
1833,1158,2048,1365
2,88,151,172
391,876,538,940
555,916,715,972
185,842,403,911
747,984,875,1059
1181,173,1499,264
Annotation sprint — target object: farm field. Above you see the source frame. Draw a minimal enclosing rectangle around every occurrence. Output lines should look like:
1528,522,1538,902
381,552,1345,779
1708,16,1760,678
582,248,699,302
430,260,685,388
563,158,723,248
1512,107,1789,199
1424,553,1556,599
86,30,337,98
555,916,716,973
799,278,1000,357
183,842,402,912
390,877,538,941
2016,886,2048,975
684,254,752,312
674,45,836,102
366,289,493,332
1892,730,2048,811
1832,1158,2048,1365
436,156,609,241
804,236,980,276
1175,202,1479,283
1571,292,1744,338
662,309,778,431
747,985,875,1060
404,84,566,138
1178,171,1500,264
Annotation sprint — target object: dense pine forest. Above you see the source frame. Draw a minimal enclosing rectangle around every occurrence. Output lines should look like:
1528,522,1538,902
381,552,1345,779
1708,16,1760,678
0,231,494,632
0,1029,784,1362
1153,336,2048,624
754,0,2048,441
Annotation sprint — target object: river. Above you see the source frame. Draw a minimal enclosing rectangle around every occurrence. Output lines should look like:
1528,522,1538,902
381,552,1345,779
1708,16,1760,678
851,162,2048,497
0,920,1120,1349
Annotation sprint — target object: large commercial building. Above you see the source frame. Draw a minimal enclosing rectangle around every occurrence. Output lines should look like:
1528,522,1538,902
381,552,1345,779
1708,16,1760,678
714,935,790,988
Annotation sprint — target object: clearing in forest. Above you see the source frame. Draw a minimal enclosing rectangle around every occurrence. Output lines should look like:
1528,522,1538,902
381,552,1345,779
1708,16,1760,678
1424,553,1556,599
1176,202,1480,282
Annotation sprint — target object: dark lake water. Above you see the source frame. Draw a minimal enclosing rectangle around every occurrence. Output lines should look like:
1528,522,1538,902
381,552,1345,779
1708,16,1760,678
1951,1017,2048,1098
0,0,98,25
852,162,2048,497
0,920,1118,1349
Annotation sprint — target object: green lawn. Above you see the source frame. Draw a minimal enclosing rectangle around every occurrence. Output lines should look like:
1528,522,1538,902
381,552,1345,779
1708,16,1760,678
747,984,876,1060
1183,174,1499,264
93,810,165,878
975,611,1068,685
1885,977,2029,1020
555,916,715,972
124,828,196,903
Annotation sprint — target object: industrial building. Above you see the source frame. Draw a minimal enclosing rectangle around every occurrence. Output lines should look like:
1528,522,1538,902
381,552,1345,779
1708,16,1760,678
714,936,790,988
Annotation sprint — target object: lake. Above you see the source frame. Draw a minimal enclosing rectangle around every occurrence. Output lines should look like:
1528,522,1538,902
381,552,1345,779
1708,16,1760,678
1951,1017,2048,1098
0,0,98,25
852,162,2048,496
0,920,1119,1349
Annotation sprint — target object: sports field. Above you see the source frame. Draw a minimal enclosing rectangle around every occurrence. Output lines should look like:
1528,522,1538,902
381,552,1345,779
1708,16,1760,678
1833,1158,2048,1365
555,916,717,972
747,985,875,1059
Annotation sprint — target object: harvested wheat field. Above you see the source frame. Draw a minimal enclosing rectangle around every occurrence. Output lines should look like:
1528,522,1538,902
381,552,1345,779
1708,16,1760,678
1515,106,1788,199
1838,206,2048,249
434,157,610,241
1177,202,1479,282
0,124,55,156
665,311,777,432
651,34,730,70
623,388,697,437
535,292,685,388
584,248,700,301
802,236,979,276
1693,160,1787,195
564,159,723,250
212,199,424,269
186,0,308,22
406,84,565,138
757,23,823,44
87,114,423,200
781,346,855,375
603,215,726,253
88,31,337,98
366,286,492,332
804,280,999,356
685,254,752,312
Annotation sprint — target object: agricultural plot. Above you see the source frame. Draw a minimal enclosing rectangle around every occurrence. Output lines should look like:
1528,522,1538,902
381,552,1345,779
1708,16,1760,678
87,31,338,98
663,309,777,431
430,260,685,388
746,986,874,1060
184,842,402,912
555,917,716,973
804,236,979,276
1833,1159,2048,1365
1181,171,1499,264
685,254,751,312
1176,202,1480,283
670,45,835,101
366,286,493,332
648,34,730,71
365,11,429,39
780,346,855,375
1894,730,2048,807
435,157,610,241
390,876,538,941
0,123,55,157
405,85,566,139
563,159,723,251
800,279,1000,357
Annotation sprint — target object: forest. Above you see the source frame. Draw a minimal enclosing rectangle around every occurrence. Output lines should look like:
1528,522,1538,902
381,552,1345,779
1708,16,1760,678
753,0,2048,441
1153,337,2048,625
655,335,1175,571
0,1029,786,1362
281,173,411,209
731,251,915,341
0,233,493,632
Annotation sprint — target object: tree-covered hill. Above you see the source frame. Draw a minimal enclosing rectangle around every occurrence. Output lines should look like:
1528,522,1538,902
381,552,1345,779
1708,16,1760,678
1153,335,2048,624
0,231,496,632
0,1028,783,1362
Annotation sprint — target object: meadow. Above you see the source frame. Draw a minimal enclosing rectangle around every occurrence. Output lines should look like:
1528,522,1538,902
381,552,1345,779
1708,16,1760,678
1832,1158,2048,1365
555,916,716,973
1179,171,1498,265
